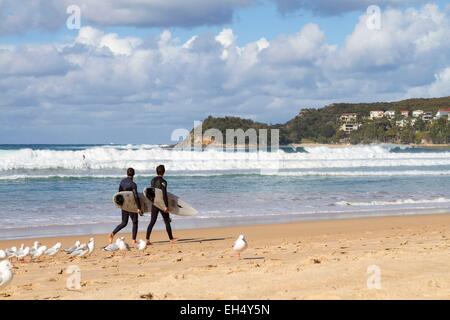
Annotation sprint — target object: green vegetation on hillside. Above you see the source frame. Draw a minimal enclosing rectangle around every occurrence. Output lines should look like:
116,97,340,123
194,97,450,145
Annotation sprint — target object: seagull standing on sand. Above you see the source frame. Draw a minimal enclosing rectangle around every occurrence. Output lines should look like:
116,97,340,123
32,246,47,260
15,246,30,260
45,242,62,256
103,242,119,252
103,237,125,252
136,239,147,251
70,241,89,257
87,238,95,255
0,260,13,289
5,247,17,258
118,237,130,251
30,241,40,255
65,241,81,254
232,235,248,259
70,247,89,257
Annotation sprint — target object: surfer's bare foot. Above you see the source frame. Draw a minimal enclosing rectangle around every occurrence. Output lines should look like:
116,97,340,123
170,238,178,244
132,240,137,246
146,240,153,246
108,233,114,244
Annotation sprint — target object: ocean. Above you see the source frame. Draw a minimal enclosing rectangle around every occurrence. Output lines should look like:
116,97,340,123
0,144,449,240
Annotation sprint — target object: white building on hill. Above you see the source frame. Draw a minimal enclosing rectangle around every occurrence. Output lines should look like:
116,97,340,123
422,112,433,122
436,108,450,119
385,110,396,119
339,113,357,122
370,111,384,120
412,110,424,118
340,123,360,133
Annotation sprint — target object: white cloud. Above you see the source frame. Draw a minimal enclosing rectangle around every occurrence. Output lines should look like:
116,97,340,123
74,26,142,56
0,0,253,35
406,67,450,97
0,45,71,76
273,0,429,15
215,28,236,48
1,4,450,142
182,36,198,49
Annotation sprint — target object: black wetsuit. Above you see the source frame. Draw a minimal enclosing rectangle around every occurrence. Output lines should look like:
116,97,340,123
146,176,173,241
112,177,142,240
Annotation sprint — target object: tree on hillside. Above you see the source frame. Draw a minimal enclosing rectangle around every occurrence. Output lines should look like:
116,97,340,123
429,118,450,144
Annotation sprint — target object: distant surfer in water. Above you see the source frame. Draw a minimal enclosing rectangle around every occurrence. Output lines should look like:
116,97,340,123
146,165,176,245
109,167,143,245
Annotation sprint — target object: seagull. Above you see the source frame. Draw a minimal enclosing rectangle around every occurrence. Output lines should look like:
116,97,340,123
118,237,130,251
15,246,30,260
0,250,6,260
103,242,119,252
87,238,95,255
15,244,25,256
0,260,13,289
45,242,62,256
30,241,40,255
70,248,89,257
5,247,17,258
136,239,147,251
232,234,248,259
32,246,47,260
65,241,81,254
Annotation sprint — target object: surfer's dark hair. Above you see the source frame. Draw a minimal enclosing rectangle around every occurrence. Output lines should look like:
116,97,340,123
156,165,165,176
127,167,135,177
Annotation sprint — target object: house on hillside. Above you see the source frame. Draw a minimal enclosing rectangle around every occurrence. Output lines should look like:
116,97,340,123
412,110,424,118
340,123,360,133
436,108,450,119
400,110,409,117
385,110,396,119
339,113,357,122
370,110,384,120
422,112,433,122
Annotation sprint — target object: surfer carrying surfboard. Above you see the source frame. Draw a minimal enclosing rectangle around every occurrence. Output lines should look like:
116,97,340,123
145,165,176,245
109,168,143,245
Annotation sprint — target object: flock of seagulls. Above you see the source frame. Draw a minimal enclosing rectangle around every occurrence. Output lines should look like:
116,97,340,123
0,237,95,290
65,238,95,257
0,239,94,262
0,234,248,291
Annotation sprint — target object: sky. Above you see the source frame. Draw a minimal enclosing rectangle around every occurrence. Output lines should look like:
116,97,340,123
0,0,450,144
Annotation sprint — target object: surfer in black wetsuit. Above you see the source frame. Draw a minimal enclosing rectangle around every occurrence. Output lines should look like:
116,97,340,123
146,165,176,245
109,168,142,245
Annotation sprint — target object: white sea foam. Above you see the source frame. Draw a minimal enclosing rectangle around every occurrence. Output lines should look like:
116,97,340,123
1,170,450,180
336,197,450,207
0,145,449,172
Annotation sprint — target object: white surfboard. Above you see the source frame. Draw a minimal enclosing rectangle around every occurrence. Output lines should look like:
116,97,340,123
112,189,197,216
144,187,198,216
113,192,152,213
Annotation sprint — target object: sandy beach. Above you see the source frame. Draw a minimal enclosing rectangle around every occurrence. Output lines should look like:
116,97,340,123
1,213,450,300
